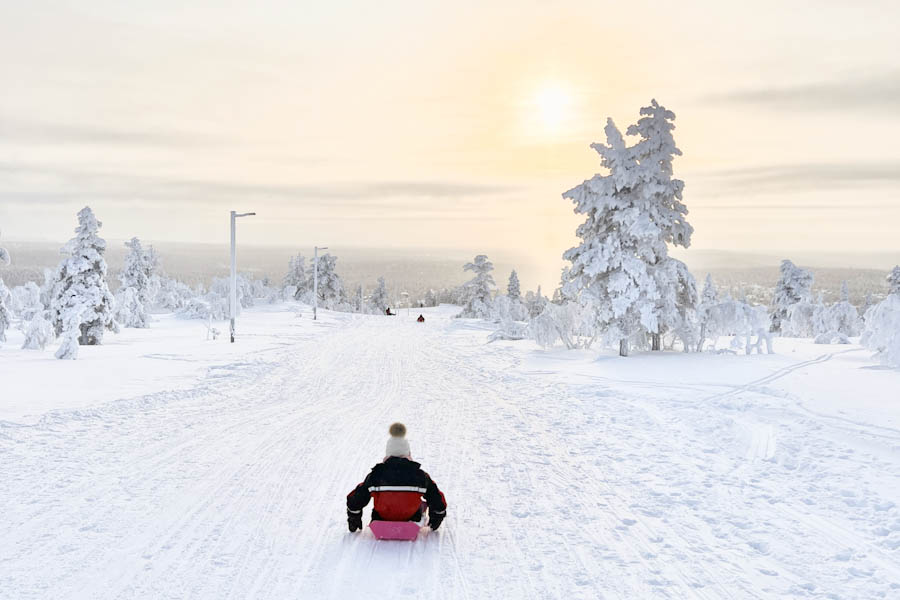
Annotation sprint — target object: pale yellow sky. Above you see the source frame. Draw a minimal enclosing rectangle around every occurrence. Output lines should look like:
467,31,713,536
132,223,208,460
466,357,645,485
1,0,899,284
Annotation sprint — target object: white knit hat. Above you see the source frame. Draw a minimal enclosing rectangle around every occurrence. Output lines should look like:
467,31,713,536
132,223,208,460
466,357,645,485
385,422,411,458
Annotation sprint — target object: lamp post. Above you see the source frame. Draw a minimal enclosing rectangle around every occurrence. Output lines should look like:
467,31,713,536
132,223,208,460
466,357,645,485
313,245,328,320
401,291,409,317
230,210,256,343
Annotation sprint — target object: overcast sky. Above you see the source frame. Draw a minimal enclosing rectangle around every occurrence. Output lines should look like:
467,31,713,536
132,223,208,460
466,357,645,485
1,0,899,276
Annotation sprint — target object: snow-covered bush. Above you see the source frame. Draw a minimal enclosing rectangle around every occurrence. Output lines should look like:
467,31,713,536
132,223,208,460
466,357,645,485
154,276,195,311
524,287,548,319
826,282,861,338
457,255,495,319
491,294,527,323
177,295,230,321
10,282,42,321
701,297,773,354
49,206,118,345
531,301,597,350
861,267,900,367
862,295,900,367
284,254,308,300
55,303,85,359
114,286,146,328
782,298,828,338
22,312,53,350
771,260,813,333
488,318,528,342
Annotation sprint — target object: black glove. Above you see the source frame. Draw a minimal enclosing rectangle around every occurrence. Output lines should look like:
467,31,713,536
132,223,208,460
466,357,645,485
347,509,362,532
429,511,445,531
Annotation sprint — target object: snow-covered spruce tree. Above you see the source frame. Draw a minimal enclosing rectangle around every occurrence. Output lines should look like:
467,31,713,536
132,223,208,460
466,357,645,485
889,266,900,295
626,100,694,350
116,237,154,328
370,277,389,313
697,274,719,351
283,253,308,300
861,268,900,367
50,207,118,345
771,260,813,333
560,118,660,357
459,254,495,318
825,281,861,339
308,253,345,310
424,288,437,308
507,270,521,300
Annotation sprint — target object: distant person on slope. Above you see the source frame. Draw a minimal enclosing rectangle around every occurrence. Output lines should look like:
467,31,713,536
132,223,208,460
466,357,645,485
346,423,447,532
417,314,425,323
385,307,394,316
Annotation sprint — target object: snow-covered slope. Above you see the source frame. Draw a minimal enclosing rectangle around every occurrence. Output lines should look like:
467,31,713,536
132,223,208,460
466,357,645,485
2,304,899,598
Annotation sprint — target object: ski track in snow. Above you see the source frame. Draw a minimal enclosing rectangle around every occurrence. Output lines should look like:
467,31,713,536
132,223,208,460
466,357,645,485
2,310,900,599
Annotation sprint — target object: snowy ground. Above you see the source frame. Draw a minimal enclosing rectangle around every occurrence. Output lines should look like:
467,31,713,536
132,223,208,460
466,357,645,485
2,304,899,599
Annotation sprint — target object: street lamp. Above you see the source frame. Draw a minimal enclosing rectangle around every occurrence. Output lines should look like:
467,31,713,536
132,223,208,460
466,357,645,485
401,291,409,317
313,245,328,320
230,210,256,343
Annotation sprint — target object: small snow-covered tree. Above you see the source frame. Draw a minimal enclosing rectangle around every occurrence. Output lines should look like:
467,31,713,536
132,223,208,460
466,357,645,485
116,237,154,328
308,253,345,309
507,270,521,300
525,286,548,319
369,277,389,313
154,276,195,311
825,281,861,338
697,274,719,351
862,297,900,367
11,282,42,321
655,258,699,351
50,207,118,345
771,259,813,333
531,301,597,350
284,254,308,299
889,266,900,296
55,303,86,359
860,267,900,366
424,288,437,307
459,254,495,318
22,311,53,350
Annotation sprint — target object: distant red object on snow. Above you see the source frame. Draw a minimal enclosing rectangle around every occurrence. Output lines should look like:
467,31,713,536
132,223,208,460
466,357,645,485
369,520,421,540
417,314,425,323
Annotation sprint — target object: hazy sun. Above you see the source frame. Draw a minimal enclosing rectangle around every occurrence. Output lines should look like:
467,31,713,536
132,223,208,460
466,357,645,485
532,83,573,133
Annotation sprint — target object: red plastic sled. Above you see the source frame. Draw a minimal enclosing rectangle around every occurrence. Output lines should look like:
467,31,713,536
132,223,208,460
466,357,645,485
369,520,421,540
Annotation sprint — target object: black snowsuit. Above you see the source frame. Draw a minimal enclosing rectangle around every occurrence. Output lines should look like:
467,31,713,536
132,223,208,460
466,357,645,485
347,457,447,522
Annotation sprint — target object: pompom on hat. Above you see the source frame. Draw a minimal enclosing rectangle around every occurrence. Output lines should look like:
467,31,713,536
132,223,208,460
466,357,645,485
385,422,411,458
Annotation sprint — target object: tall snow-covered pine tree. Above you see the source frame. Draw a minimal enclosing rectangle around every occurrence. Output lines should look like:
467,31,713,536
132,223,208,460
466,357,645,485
50,206,118,345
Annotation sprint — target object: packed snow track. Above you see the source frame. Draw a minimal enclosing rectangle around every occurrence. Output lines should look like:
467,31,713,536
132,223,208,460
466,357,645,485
2,306,899,599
